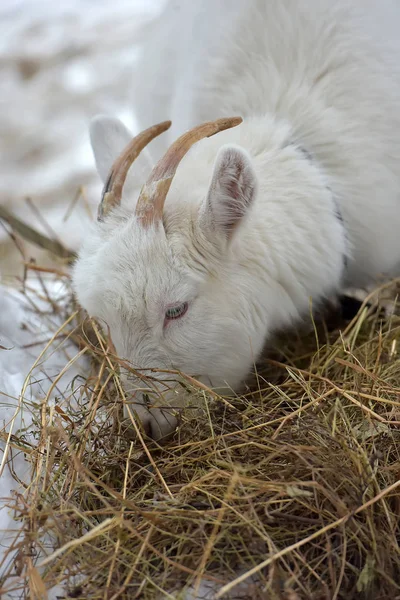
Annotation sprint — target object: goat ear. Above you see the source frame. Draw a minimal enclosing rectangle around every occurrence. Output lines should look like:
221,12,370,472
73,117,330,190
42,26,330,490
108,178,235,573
89,115,132,183
205,145,257,239
89,115,153,189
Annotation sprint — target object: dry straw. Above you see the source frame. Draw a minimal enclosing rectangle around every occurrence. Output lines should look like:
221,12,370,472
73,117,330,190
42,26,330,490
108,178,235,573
1,211,400,600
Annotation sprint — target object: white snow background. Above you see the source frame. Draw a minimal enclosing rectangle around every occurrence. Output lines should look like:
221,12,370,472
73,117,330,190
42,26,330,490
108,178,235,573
0,0,166,276
0,1,251,597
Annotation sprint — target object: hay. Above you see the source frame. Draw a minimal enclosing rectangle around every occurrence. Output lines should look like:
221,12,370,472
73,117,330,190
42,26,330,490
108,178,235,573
1,254,400,598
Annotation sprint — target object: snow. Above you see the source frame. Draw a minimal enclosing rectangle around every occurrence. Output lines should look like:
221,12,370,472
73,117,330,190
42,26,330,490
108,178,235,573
0,0,166,275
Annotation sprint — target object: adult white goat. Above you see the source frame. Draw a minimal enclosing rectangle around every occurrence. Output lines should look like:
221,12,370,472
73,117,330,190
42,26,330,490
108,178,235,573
72,0,400,439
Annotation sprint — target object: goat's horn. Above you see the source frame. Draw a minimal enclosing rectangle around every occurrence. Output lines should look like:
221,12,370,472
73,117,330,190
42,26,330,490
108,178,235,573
135,116,243,226
97,120,172,221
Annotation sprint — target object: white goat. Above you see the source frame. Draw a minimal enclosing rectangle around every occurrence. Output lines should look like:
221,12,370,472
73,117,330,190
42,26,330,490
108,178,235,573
72,0,400,439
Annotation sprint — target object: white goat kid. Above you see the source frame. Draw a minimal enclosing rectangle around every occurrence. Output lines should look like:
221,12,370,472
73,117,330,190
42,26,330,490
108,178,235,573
72,0,400,439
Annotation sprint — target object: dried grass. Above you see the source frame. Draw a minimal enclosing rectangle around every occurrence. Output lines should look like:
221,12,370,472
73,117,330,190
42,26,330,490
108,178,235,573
1,217,400,600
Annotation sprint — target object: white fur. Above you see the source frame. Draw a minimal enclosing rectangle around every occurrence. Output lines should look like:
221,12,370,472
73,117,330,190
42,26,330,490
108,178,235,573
73,0,400,438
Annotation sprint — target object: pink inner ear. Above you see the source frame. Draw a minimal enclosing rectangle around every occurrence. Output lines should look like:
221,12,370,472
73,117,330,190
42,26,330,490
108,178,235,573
209,146,257,235
223,162,248,231
225,162,244,199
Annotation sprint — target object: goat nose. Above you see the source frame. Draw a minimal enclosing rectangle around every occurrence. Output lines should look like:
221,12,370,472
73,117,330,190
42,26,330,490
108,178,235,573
123,398,178,441
147,408,178,441
123,395,146,424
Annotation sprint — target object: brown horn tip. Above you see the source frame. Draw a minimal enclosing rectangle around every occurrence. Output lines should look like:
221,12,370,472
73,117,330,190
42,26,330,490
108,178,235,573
97,120,172,221
135,116,243,227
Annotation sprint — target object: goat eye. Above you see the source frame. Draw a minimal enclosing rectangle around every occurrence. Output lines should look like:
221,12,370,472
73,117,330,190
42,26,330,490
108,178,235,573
165,302,188,320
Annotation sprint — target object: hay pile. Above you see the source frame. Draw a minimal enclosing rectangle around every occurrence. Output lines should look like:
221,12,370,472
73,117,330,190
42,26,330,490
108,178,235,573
1,259,400,599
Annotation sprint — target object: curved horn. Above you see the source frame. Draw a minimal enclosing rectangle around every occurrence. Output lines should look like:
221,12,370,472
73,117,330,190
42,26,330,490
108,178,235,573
97,120,172,221
135,116,243,226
